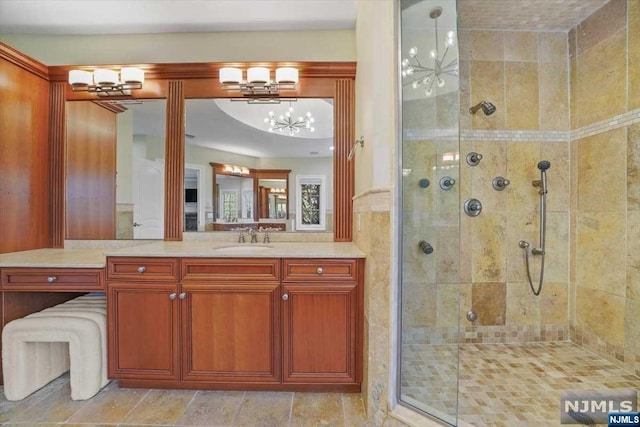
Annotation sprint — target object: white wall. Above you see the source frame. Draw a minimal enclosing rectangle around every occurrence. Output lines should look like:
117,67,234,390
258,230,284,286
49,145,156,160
116,110,134,204
354,1,395,194
0,30,355,64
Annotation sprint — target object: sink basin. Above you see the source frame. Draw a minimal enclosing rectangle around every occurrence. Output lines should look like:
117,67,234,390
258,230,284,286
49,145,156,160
213,245,273,251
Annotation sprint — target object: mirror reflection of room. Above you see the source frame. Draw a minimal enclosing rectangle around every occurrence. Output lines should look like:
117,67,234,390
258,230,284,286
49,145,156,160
185,98,334,233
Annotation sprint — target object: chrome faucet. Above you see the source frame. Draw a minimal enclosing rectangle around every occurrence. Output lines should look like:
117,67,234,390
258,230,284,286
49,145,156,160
263,228,270,243
250,229,258,243
238,228,246,243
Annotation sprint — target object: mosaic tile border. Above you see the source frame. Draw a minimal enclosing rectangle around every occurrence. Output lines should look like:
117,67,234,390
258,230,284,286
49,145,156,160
403,324,569,345
402,108,640,142
571,324,640,377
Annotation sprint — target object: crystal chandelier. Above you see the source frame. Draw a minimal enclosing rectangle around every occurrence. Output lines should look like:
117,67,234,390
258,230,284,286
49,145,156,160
401,6,458,97
264,104,315,136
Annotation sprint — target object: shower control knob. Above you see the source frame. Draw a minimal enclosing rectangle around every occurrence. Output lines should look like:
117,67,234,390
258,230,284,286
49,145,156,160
418,240,434,255
464,198,483,217
439,176,456,191
492,176,511,191
466,152,483,166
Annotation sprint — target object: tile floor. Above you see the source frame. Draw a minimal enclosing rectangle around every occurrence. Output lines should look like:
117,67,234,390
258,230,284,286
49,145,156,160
401,341,640,426
0,379,371,426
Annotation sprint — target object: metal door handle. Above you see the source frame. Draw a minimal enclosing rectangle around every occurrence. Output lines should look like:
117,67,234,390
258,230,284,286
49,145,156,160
133,222,142,227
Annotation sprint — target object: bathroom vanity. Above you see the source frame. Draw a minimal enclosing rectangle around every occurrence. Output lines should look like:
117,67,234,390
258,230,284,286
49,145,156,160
0,242,365,392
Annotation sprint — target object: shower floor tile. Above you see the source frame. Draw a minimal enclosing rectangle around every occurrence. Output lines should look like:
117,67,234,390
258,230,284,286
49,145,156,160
401,341,640,426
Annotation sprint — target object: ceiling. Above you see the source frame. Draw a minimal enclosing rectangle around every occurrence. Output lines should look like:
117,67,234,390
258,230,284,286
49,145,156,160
126,98,335,159
0,0,357,34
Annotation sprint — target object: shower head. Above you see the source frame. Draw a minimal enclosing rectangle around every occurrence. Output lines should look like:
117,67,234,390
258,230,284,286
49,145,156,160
469,100,496,116
537,160,551,171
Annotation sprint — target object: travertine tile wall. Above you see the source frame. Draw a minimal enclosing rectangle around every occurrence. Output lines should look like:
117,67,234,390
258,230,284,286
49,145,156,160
457,28,572,340
569,0,640,377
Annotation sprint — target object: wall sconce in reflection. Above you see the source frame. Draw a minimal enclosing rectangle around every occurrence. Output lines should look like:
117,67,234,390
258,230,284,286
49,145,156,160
223,164,250,175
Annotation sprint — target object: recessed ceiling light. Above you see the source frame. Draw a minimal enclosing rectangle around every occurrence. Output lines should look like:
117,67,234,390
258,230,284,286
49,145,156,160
329,146,335,150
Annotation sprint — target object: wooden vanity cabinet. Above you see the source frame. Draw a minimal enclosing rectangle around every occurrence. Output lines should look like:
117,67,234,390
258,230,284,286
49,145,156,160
181,258,281,383
107,257,181,380
282,258,364,389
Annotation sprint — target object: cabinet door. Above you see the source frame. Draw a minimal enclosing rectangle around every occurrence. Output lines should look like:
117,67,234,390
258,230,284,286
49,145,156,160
283,283,358,384
182,283,281,383
108,282,180,380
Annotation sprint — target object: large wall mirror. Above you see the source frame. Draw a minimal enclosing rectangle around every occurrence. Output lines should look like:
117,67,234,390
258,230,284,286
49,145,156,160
183,98,334,233
64,97,334,238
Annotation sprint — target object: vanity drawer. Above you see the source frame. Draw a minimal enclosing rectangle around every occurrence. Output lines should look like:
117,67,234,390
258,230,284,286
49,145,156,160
282,258,358,282
107,257,179,282
182,258,280,282
1,268,104,291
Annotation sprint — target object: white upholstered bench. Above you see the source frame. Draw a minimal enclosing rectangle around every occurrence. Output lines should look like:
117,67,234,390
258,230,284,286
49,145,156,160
2,295,108,401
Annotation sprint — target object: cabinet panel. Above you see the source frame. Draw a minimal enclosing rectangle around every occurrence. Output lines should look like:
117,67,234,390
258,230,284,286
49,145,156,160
107,257,179,281
108,282,180,380
1,268,104,291
182,258,280,282
182,283,281,383
283,283,358,383
282,259,357,282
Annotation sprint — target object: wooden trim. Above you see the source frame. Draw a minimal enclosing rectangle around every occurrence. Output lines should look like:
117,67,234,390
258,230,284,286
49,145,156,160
333,79,355,242
0,42,49,80
49,83,66,248
47,61,356,82
116,379,360,392
164,81,185,240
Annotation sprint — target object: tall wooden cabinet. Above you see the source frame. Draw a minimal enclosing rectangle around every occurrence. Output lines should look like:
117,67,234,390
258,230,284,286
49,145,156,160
106,255,364,391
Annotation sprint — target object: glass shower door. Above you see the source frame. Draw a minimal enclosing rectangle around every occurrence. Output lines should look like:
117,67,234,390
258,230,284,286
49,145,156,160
398,0,461,424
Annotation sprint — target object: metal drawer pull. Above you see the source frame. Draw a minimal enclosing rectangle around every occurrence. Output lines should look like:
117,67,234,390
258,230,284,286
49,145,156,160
47,276,57,283
316,267,323,275
178,293,186,300
282,293,289,301
137,266,146,273
169,293,177,300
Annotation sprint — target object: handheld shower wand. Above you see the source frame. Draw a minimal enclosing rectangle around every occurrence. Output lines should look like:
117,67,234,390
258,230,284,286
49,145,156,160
519,160,551,296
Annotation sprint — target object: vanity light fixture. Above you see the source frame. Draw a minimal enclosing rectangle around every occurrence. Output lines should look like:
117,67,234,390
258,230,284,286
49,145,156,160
264,103,315,136
223,164,250,176
219,66,298,103
401,6,458,97
270,188,286,194
68,67,145,97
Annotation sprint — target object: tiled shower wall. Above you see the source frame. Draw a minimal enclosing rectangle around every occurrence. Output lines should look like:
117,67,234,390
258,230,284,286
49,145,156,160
401,0,638,376
569,0,640,377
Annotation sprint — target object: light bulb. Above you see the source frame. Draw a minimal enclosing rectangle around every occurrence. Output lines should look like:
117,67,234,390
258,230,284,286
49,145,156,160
406,67,414,76
310,127,315,132
285,111,291,117
309,117,315,123
306,123,311,128
412,81,419,89
437,77,445,87
409,47,417,57
269,128,274,132
264,118,269,123
445,37,454,47
268,111,274,117
401,59,410,67
425,87,433,97
430,49,438,59
447,31,455,39
279,115,284,120
423,77,431,85
306,112,312,117
298,116,303,122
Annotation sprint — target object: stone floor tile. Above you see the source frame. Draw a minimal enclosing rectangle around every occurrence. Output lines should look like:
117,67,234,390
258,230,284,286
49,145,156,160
232,391,293,427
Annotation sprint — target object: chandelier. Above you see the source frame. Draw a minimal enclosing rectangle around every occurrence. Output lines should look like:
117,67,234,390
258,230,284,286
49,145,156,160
264,104,315,136
68,67,144,97
401,6,458,97
220,66,298,103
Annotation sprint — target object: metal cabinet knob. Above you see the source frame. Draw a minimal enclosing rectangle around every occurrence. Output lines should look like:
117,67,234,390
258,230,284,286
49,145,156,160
169,293,177,300
316,267,323,275
178,293,186,300
282,293,289,301
47,276,57,283
137,266,146,273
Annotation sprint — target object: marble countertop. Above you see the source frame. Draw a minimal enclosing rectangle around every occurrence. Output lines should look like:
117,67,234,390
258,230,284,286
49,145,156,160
0,242,365,268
